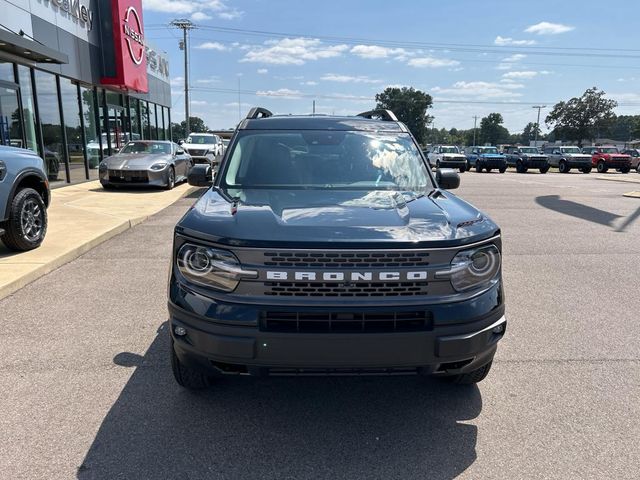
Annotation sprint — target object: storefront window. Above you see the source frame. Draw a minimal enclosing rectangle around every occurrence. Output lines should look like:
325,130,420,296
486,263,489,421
17,66,38,154
129,98,140,139
149,103,158,140
163,107,170,141
80,87,100,175
60,78,86,183
34,70,66,184
0,61,15,82
140,101,150,139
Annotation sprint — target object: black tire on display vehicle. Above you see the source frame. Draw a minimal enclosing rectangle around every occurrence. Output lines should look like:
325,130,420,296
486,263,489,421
165,167,175,190
540,166,550,174
466,161,471,171
516,160,524,173
499,167,506,173
637,164,640,173
447,361,493,385
486,168,493,173
459,166,466,173
581,167,592,173
170,341,212,390
597,160,608,173
475,163,483,173
436,160,441,169
1,188,47,252
620,166,630,173
558,160,570,173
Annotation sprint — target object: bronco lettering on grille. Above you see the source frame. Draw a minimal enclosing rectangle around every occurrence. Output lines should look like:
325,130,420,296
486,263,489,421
266,271,428,281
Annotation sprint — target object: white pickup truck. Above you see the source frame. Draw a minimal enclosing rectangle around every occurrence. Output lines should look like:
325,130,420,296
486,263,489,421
427,145,467,172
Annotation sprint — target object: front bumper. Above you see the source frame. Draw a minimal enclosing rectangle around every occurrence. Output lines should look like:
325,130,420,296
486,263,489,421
566,159,592,168
479,158,507,169
439,159,467,168
523,158,549,169
99,168,169,187
168,281,506,376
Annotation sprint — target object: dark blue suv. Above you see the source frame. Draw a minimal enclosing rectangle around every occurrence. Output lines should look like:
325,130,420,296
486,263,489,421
168,108,506,389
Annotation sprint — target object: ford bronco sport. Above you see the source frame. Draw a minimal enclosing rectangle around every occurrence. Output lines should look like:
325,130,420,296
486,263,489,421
168,108,506,389
0,146,50,251
589,146,631,173
504,146,549,173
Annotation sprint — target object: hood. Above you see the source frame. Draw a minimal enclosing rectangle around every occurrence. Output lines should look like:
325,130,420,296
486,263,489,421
103,153,171,169
441,153,466,158
564,153,591,159
176,188,499,248
184,143,216,149
479,153,505,158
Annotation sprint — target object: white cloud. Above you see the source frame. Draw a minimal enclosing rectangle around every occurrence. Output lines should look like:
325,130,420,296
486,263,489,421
321,73,381,84
350,45,409,60
494,35,536,46
170,76,184,87
432,81,524,100
524,21,574,35
256,88,303,99
497,54,527,70
241,38,349,65
191,100,209,106
143,0,243,20
257,68,268,74
502,70,550,79
301,80,318,86
407,57,460,68
191,11,212,21
195,42,228,51
195,76,220,84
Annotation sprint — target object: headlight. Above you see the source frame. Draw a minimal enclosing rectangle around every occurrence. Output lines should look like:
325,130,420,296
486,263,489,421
98,161,107,170
437,244,501,292
150,162,168,170
176,244,257,292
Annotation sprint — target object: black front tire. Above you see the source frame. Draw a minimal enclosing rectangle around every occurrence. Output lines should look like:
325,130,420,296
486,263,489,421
581,167,592,174
165,167,175,190
448,361,493,385
486,168,493,173
475,163,483,173
620,166,630,174
559,161,570,173
459,166,466,173
2,188,48,251
516,160,524,173
540,166,550,174
499,167,506,173
171,342,213,390
597,161,608,173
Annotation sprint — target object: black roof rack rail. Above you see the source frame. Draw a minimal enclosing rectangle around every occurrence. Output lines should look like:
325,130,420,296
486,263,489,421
246,107,273,120
357,109,398,122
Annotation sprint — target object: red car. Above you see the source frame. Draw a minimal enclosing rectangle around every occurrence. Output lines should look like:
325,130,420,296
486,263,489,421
588,146,631,173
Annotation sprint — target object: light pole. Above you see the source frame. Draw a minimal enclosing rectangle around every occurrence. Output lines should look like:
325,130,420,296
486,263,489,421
532,105,546,146
472,116,478,146
171,19,195,137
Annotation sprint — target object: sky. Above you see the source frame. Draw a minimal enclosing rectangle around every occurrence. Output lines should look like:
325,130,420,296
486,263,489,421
142,0,640,133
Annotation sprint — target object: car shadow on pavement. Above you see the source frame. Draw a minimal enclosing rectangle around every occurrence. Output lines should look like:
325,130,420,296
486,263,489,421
536,195,629,229
78,323,482,480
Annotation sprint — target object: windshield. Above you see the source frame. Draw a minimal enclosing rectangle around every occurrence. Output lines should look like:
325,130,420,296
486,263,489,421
222,131,433,191
600,147,618,153
479,147,498,154
520,147,538,154
440,146,459,153
120,141,171,154
561,147,581,154
188,135,215,144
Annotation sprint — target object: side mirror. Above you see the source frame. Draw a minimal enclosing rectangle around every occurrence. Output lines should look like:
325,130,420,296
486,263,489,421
188,164,213,187
178,140,184,145
176,148,185,155
436,168,460,190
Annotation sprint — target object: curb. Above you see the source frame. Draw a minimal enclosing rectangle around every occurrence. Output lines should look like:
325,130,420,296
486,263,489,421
595,175,640,184
0,186,198,301
623,191,640,198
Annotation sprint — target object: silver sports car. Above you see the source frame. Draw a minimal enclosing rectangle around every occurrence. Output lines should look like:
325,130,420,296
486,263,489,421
98,141,192,190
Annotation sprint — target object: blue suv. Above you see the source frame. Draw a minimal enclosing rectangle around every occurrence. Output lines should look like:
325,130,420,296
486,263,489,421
464,146,507,173
0,146,50,251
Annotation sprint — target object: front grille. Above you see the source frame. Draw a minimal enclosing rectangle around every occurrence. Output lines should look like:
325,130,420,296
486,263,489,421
610,157,630,165
108,169,149,183
188,149,207,156
264,281,429,297
263,251,429,269
268,367,419,376
261,310,433,333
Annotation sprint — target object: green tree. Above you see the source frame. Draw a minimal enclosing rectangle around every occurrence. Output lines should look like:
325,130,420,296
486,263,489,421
479,113,510,145
521,122,542,144
171,116,209,142
374,87,433,144
545,87,617,146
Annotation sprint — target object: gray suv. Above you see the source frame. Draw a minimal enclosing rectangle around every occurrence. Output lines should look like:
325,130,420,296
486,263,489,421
0,146,50,251
543,145,592,173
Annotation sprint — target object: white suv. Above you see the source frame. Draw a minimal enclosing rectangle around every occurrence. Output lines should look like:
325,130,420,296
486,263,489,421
182,133,223,166
427,145,467,172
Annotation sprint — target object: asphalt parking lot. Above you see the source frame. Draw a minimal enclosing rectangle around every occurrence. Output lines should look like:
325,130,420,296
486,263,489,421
1,171,639,479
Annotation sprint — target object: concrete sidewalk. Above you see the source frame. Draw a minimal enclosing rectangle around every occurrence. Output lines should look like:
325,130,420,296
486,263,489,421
0,180,197,300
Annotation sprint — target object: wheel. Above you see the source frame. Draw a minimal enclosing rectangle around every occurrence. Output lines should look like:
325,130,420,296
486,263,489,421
436,160,441,169
499,167,506,173
475,163,482,173
620,166,630,173
165,167,175,190
448,361,493,385
597,160,607,173
581,167,592,174
516,160,524,173
559,160,570,173
540,166,550,174
637,164,640,173
1,188,48,251
465,161,471,172
459,166,465,173
170,341,212,390
486,168,493,173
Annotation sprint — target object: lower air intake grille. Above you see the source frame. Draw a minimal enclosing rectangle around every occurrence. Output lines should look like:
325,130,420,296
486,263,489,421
261,310,433,333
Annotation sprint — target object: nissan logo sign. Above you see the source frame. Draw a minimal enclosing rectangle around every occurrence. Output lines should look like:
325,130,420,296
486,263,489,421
123,6,144,65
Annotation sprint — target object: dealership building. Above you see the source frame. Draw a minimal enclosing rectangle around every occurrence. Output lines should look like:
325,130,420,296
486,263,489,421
0,0,171,185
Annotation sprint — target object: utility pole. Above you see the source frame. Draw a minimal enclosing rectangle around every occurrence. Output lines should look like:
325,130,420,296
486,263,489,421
171,19,195,137
237,75,242,121
312,100,316,115
472,116,478,146
532,105,546,146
